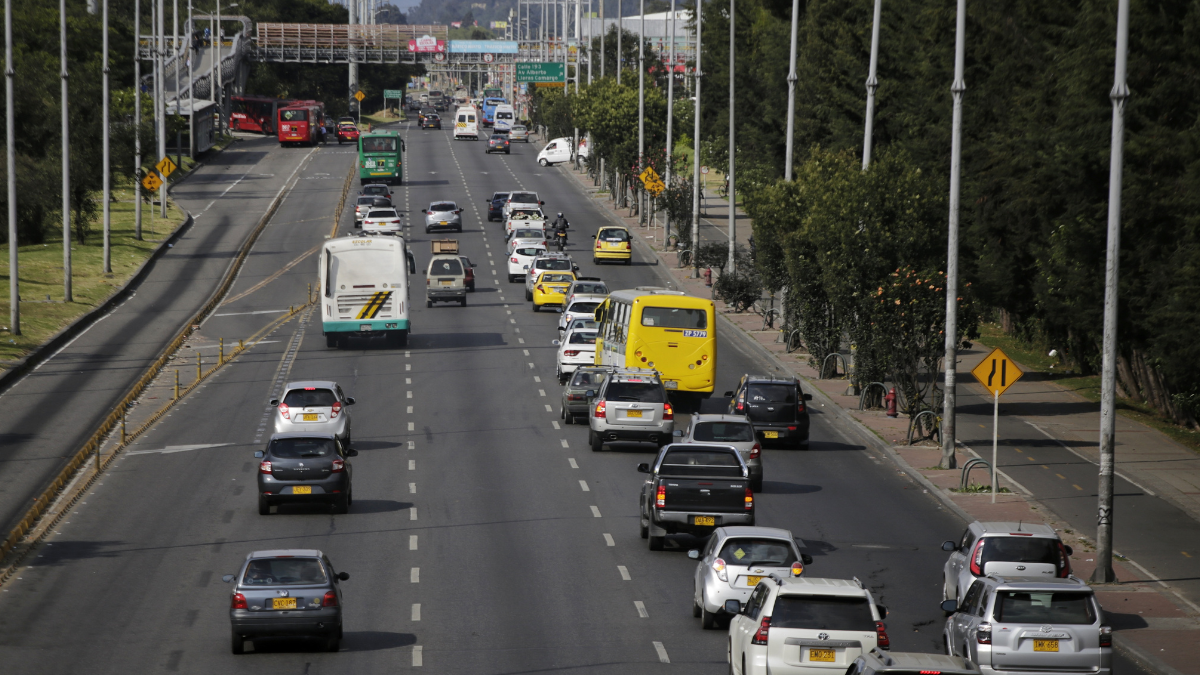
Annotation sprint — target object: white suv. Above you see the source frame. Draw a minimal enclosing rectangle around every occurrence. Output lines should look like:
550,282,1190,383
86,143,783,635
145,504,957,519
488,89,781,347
941,521,1073,604
727,576,889,675
507,242,547,282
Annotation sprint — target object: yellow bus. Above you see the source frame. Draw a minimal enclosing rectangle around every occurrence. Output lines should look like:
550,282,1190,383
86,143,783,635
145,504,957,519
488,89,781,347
594,288,716,396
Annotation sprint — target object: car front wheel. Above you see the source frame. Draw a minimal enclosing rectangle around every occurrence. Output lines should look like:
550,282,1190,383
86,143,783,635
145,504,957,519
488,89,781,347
539,158,549,166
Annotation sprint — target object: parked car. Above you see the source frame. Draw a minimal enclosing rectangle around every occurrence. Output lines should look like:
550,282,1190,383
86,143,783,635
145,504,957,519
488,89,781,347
254,433,357,515
689,526,813,629
424,201,463,233
725,375,812,449
486,134,511,154
637,442,750,550
486,191,511,221
942,576,1110,675
941,521,1073,604
270,381,354,444
225,549,350,653
561,366,611,424
677,414,763,491
553,328,598,384
459,255,477,291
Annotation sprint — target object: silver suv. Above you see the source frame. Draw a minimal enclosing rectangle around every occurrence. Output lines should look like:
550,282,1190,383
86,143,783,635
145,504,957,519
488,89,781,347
941,521,1073,604
270,381,355,444
587,368,674,451
676,414,763,491
941,575,1111,675
688,526,812,630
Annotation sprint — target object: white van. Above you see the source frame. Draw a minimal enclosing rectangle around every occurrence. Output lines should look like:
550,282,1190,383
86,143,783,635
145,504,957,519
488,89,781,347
453,106,479,140
537,137,573,166
494,104,516,133
320,236,415,349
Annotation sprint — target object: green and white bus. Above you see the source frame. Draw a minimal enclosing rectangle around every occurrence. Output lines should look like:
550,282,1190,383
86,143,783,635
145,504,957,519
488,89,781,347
358,130,404,185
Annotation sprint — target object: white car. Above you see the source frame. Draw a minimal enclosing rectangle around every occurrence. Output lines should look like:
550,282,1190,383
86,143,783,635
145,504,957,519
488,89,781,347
558,294,606,333
553,328,597,384
507,243,548,283
524,254,576,300
502,190,543,220
360,207,403,236
689,527,812,630
508,234,547,254
505,208,546,240
727,576,889,675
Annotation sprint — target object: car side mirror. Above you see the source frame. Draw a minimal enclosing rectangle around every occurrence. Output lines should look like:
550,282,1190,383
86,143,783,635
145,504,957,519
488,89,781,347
222,574,236,583
585,390,595,397
723,391,734,397
803,393,813,401
346,397,355,405
687,549,700,559
636,463,650,474
724,599,742,615
801,554,814,565
673,429,683,437
270,399,280,406
1064,544,1073,556
338,572,350,581
345,449,359,457
421,210,428,214
573,264,580,271
876,605,888,619
591,234,596,239
941,540,957,552
539,200,545,205
941,599,959,614
552,339,561,346
254,451,264,458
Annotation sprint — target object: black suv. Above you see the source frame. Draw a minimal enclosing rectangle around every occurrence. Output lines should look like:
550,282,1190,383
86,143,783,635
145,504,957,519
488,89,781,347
486,191,510,222
724,375,812,448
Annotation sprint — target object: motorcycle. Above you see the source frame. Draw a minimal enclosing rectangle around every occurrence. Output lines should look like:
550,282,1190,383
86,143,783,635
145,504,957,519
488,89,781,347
554,229,568,251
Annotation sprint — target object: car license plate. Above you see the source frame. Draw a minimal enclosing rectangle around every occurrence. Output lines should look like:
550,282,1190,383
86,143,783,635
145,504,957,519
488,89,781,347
809,649,835,662
441,280,453,286
693,515,716,526
272,597,297,610
440,221,449,225
663,380,678,389
746,575,763,586
302,413,319,422
292,486,312,495
763,431,779,439
626,410,643,418
1034,640,1059,652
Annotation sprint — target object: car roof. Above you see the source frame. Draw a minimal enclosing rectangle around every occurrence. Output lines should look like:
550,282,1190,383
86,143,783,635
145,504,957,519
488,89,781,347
366,207,397,214
610,368,661,381
285,380,338,390
775,577,870,597
983,575,1091,591
863,651,978,674
973,521,1059,537
568,294,608,303
692,414,753,424
246,549,324,560
717,526,797,541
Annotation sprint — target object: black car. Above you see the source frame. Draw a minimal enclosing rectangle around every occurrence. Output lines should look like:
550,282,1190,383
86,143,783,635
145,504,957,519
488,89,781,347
486,134,511,154
255,433,357,514
407,98,421,111
421,114,442,129
418,107,437,124
724,375,812,448
486,191,510,222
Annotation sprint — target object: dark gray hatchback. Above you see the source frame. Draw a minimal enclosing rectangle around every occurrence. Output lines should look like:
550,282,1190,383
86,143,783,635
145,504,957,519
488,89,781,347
724,375,813,448
255,433,357,514
225,549,349,653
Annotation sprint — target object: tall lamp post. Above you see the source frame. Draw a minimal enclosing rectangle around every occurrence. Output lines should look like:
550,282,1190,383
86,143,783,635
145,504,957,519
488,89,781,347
61,0,72,302
726,0,735,274
689,0,701,278
940,0,967,470
5,0,17,333
782,0,798,181
861,0,882,169
103,0,111,274
637,0,644,224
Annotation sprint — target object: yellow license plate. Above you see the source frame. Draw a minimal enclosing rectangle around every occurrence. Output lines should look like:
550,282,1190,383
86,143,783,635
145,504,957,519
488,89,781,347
746,575,763,586
292,486,312,495
809,649,835,662
440,221,448,225
626,410,643,418
693,515,716,526
1034,640,1059,652
302,413,319,421
272,597,297,610
441,280,453,286
763,431,779,439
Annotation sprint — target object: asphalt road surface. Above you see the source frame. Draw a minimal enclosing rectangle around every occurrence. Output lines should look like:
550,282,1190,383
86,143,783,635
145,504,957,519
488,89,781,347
0,125,1145,674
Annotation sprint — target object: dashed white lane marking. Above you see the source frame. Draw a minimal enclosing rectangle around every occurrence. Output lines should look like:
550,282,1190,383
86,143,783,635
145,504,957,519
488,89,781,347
653,642,670,663
635,601,649,618
409,482,416,493
552,421,560,430
408,440,415,449
410,507,418,520
519,338,525,344
618,565,631,581
407,405,413,413
407,391,413,398
569,458,579,469
561,439,569,448
406,377,412,384
590,505,602,518
408,422,415,431
538,389,546,397
405,350,411,357
604,533,615,546
528,362,535,369
409,535,418,550
579,480,589,491
523,349,530,356
411,567,420,583
412,645,423,666
533,376,541,383
544,404,552,411
412,603,421,621
406,364,411,371
510,318,516,323
409,460,416,470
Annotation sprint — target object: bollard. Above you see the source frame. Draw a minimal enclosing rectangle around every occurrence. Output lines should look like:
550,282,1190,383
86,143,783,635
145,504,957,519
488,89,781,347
175,369,180,400
239,338,244,352
197,352,202,381
290,305,294,314
219,338,224,364
121,405,127,444
308,283,312,303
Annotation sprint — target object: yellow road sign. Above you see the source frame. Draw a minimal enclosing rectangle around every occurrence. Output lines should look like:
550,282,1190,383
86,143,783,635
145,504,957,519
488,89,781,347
639,166,661,185
141,171,163,192
354,90,365,102
970,347,1024,397
156,156,178,178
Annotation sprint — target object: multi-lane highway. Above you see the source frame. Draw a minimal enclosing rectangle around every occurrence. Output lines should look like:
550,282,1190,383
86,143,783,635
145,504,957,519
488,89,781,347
0,123,1145,673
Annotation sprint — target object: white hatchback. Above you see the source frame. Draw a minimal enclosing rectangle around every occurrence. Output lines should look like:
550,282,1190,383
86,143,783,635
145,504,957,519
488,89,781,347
508,243,548,283
361,207,403,236
553,328,597,384
558,294,606,333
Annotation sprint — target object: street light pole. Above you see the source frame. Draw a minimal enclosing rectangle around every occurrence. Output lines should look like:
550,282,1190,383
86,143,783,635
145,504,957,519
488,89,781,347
616,0,622,84
600,0,604,79
134,0,142,241
726,0,735,275
188,0,193,159
157,0,167,217
665,0,675,187
940,0,967,470
60,0,72,302
215,0,222,140
5,0,17,334
638,0,645,224
103,0,112,274
1092,0,1131,586
690,0,701,278
861,0,881,169
783,0,798,181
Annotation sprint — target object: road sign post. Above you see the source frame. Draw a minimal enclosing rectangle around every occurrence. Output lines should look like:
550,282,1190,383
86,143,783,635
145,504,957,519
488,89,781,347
970,348,1024,502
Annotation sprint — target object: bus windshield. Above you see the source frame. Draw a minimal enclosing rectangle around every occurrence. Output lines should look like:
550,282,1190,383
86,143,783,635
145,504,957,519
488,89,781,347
330,250,403,289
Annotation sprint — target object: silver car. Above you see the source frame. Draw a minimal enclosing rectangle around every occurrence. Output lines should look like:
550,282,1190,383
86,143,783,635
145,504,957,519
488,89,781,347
270,381,354,444
225,549,350,653
676,414,763,491
424,200,463,233
509,124,530,142
587,367,674,451
942,576,1111,675
688,526,812,629
941,521,1073,604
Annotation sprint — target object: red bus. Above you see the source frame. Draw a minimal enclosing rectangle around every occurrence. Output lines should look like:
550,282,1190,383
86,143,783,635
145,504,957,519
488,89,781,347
277,104,325,146
230,95,290,134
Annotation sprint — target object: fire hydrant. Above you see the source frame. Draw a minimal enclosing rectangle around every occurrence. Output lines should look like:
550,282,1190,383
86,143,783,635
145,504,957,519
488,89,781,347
703,267,713,287
885,387,898,418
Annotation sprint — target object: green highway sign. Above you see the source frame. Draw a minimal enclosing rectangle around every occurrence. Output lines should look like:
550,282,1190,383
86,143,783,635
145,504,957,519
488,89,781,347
516,62,566,83
383,89,404,99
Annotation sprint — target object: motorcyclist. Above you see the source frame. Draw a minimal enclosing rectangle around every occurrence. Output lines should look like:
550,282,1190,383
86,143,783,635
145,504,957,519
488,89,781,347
551,212,568,232
551,213,569,250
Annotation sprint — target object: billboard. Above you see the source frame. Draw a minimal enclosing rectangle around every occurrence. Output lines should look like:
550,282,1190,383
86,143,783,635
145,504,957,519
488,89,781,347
448,40,519,54
490,21,508,29
407,35,445,53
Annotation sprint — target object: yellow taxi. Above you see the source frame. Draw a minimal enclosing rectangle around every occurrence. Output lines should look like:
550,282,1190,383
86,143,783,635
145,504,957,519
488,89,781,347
531,271,577,312
592,225,632,265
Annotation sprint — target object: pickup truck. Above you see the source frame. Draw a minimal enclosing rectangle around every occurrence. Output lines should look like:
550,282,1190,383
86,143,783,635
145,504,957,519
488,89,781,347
638,444,754,551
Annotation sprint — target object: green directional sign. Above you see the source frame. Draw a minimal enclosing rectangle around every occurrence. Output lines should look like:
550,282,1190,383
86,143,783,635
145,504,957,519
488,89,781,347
516,62,566,83
383,89,404,99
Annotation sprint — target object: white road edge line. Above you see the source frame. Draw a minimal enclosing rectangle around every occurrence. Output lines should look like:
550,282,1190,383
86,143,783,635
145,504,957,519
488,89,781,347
1024,420,1157,496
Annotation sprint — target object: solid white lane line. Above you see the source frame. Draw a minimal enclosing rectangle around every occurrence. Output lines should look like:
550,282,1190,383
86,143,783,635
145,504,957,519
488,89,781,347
591,505,602,517
579,480,589,491
653,642,670,663
412,645,423,666
569,458,578,469
635,601,649,618
412,603,421,621
604,533,615,546
409,535,418,550
411,567,419,583
618,565,631,581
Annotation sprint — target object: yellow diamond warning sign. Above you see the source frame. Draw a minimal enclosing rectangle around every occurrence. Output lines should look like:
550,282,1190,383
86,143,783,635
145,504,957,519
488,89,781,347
141,171,163,192
155,156,178,178
970,348,1024,398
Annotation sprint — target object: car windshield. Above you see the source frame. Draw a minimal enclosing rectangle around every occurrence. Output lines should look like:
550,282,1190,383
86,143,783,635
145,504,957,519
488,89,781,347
511,192,538,203
570,369,607,387
770,596,876,631
516,247,545,256
430,203,456,212
747,384,796,404
538,259,572,271
269,438,337,459
570,319,598,330
995,591,1096,624
694,422,755,443
981,537,1062,566
242,558,327,586
283,388,337,407
598,228,630,242
430,258,464,275
568,302,600,314
641,306,708,329
718,538,797,567
605,381,665,403
540,273,573,283
568,331,597,345
368,210,398,219
574,283,607,294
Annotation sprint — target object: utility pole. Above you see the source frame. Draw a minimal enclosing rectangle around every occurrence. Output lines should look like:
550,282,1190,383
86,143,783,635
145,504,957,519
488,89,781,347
861,0,881,169
587,0,592,84
1092,0,1131,586
158,0,167,217
664,0,675,186
60,0,72,302
616,0,621,84
214,0,222,139
5,0,17,334
173,0,179,142
134,0,142,241
103,0,112,274
940,0,966,470
726,0,735,275
783,0,798,180
600,0,605,79
638,0,645,224
349,0,357,120
690,0,701,278
188,0,193,159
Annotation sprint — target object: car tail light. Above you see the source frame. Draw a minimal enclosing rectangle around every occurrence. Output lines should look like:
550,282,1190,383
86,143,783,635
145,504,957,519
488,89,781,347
969,538,985,575
536,285,545,293
279,403,290,419
797,400,806,413
735,396,745,413
331,458,345,472
655,484,666,508
331,401,342,419
663,402,674,420
976,623,992,645
231,593,248,609
567,394,584,401
751,616,771,645
712,557,728,582
322,591,339,607
1099,625,1112,647
876,621,891,649
511,257,519,263
564,350,580,357
1057,541,1072,577
749,443,761,459
595,400,606,419
791,561,804,576
745,487,754,510
259,460,273,474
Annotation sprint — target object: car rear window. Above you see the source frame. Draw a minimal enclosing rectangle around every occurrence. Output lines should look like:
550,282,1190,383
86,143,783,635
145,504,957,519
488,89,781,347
362,186,388,196
994,591,1096,625
538,259,572,271
982,537,1062,567
641,307,708,329
718,538,797,566
283,388,337,407
770,596,876,631
604,381,666,403
598,228,630,242
516,248,545,256
357,197,377,205
747,384,796,404
430,202,456,212
430,258,464,275
269,438,337,459
369,210,398,219
491,192,510,202
570,319,599,331
515,230,544,239
511,192,538,203
570,369,607,387
694,422,755,443
242,558,327,586
574,283,607,294
568,331,597,344
568,302,600,314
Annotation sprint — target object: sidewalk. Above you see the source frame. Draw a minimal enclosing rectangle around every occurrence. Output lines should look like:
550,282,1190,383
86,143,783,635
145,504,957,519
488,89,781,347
559,162,1200,675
